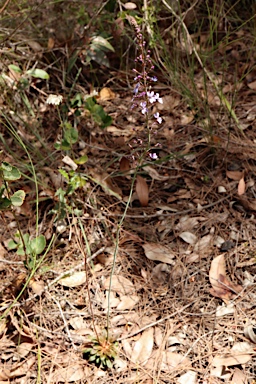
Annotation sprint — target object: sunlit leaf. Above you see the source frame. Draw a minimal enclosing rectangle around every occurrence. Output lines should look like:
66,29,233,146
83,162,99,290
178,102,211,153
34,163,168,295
30,235,46,255
10,190,26,207
26,68,50,79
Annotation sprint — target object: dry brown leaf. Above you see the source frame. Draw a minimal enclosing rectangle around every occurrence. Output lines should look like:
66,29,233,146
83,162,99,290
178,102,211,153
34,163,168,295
103,275,135,295
160,351,191,371
142,242,175,264
244,324,256,343
238,177,246,196
48,37,55,49
247,80,256,90
179,231,197,245
9,356,36,378
226,170,244,181
136,175,149,207
194,234,212,252
106,125,133,136
209,255,243,301
29,279,44,295
209,255,228,298
58,271,87,287
131,328,154,365
144,166,169,181
16,342,33,358
98,87,116,101
180,113,194,125
232,368,247,384
62,155,78,171
116,295,140,310
177,370,198,384
157,94,180,112
91,171,122,200
52,364,85,382
120,157,130,172
212,354,252,367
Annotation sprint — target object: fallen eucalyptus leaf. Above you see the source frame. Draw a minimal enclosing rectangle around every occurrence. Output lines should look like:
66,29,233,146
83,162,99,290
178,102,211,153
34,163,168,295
136,175,149,207
142,242,175,264
131,328,154,365
59,271,87,287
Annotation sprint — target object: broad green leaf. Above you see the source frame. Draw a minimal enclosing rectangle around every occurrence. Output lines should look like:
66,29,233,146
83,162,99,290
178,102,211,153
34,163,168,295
8,64,22,73
1,162,21,181
30,235,46,255
75,155,88,165
64,127,78,145
91,36,115,52
8,239,18,250
26,68,49,80
10,190,26,207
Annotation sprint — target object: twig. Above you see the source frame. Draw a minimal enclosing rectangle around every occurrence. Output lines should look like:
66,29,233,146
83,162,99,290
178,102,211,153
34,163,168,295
117,302,194,341
49,293,77,350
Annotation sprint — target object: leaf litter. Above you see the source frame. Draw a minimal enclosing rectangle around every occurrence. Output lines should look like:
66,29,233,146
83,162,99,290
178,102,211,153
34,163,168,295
1,6,256,384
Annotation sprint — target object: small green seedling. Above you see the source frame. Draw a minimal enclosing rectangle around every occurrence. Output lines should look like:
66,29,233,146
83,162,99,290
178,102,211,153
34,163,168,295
83,331,118,369
8,233,46,270
0,161,26,211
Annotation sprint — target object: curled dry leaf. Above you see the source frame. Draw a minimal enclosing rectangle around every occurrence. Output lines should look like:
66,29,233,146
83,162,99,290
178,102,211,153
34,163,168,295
142,242,175,265
131,328,154,365
244,324,256,343
136,175,149,207
209,255,243,302
58,271,87,287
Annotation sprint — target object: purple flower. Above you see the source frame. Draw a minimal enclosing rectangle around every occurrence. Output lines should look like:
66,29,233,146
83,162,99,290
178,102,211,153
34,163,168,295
154,112,162,124
151,76,157,82
140,101,148,115
149,152,158,160
147,91,163,104
133,83,140,95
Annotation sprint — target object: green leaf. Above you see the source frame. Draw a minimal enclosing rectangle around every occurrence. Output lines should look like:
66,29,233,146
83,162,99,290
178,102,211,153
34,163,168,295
30,235,46,255
91,104,112,128
91,36,115,52
1,162,21,181
10,190,26,207
75,155,88,165
8,64,22,73
8,239,18,250
26,68,50,79
0,197,12,210
106,359,112,368
64,127,78,145
59,169,69,181
84,97,96,111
